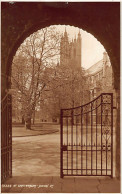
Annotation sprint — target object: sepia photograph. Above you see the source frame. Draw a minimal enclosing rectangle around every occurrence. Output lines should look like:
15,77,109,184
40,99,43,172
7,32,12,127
1,1,121,193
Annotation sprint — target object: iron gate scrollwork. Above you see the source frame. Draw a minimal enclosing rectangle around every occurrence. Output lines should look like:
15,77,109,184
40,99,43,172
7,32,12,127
60,93,113,177
1,94,12,183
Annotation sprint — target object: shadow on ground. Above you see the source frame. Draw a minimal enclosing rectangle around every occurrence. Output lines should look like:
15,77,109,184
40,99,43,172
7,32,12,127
12,123,59,137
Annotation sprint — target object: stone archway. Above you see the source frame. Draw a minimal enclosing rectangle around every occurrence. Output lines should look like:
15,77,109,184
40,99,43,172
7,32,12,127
1,2,120,180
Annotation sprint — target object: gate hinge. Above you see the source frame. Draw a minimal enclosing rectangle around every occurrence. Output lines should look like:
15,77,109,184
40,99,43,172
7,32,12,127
62,145,67,151
113,106,116,109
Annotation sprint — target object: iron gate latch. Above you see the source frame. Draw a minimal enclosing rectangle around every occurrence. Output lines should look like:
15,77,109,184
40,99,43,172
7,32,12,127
62,145,67,151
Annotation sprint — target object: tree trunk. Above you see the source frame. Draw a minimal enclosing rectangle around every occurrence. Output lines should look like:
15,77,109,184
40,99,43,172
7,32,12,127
25,118,31,130
33,110,35,125
22,115,25,124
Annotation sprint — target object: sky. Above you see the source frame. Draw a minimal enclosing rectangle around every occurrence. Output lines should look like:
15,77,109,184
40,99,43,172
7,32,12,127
55,25,105,69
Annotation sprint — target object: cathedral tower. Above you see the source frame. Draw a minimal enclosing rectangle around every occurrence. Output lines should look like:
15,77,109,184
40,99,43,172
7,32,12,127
60,28,82,69
76,30,82,68
60,28,70,66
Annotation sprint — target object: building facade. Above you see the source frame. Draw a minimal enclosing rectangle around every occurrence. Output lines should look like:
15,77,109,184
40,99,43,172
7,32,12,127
86,52,115,101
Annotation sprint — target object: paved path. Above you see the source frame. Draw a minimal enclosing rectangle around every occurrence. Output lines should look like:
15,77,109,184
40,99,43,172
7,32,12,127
1,176,120,193
12,127,116,177
13,131,60,176
3,125,120,193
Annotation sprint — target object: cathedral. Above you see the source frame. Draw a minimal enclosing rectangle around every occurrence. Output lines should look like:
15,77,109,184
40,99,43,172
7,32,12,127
60,28,115,103
60,28,82,69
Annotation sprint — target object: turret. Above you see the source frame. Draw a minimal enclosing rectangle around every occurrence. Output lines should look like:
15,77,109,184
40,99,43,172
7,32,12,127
64,27,68,40
77,29,81,41
102,52,108,89
74,35,76,44
76,30,81,68
103,52,108,64
103,52,109,76
60,28,69,65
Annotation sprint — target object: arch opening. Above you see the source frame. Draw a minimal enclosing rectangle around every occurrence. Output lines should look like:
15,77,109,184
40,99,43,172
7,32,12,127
11,25,116,178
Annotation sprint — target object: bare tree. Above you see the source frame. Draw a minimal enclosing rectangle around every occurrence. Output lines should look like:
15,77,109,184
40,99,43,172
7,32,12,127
12,26,61,129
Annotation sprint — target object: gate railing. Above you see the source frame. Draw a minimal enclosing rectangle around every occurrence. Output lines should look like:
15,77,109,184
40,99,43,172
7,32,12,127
1,93,12,183
60,93,113,177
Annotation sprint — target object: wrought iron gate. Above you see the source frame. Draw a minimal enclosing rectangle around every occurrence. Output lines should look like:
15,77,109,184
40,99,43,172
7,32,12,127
60,93,113,177
1,93,12,183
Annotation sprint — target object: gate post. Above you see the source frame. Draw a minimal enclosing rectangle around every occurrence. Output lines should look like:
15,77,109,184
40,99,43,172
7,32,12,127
111,93,113,178
60,109,63,178
115,89,120,179
8,94,12,178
